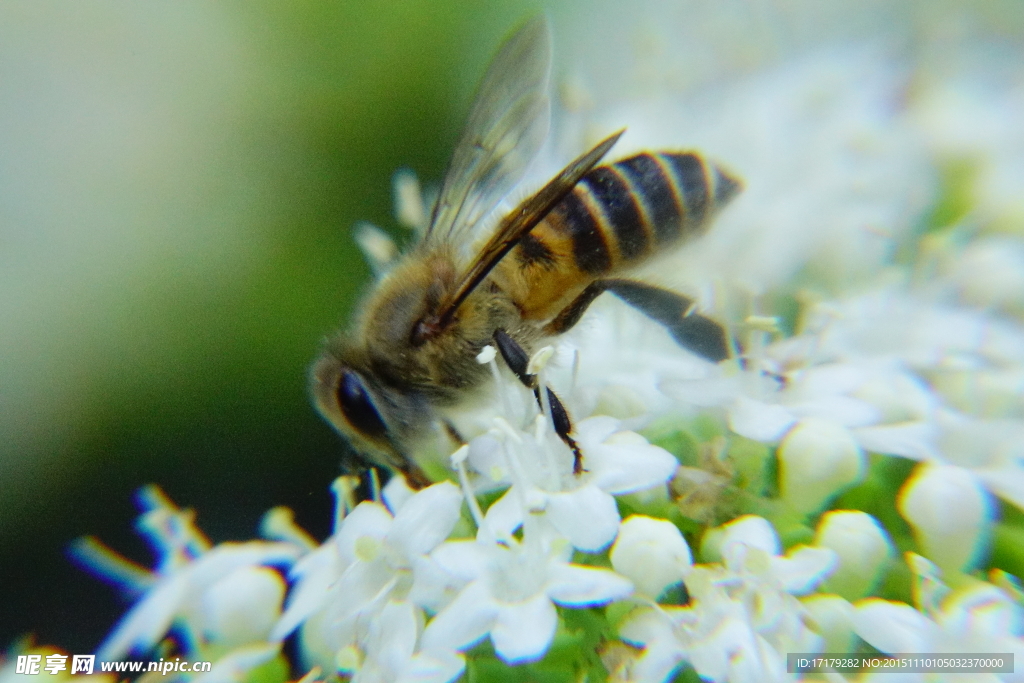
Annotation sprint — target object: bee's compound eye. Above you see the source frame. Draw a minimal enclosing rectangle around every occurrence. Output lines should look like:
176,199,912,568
337,370,388,438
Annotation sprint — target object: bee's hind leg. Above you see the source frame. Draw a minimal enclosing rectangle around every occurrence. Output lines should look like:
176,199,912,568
493,329,586,474
544,279,730,362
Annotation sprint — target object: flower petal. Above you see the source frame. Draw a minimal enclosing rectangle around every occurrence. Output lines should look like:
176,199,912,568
898,463,994,573
545,485,620,552
975,466,1024,510
335,502,393,564
383,475,416,515
770,545,838,594
189,542,302,587
388,481,463,558
737,635,786,683
420,580,498,653
573,419,678,494
778,418,865,514
632,639,687,683
398,650,465,683
611,515,692,599
719,515,781,556
936,584,1018,640
589,437,678,495
430,540,490,582
661,373,740,408
797,363,864,395
573,415,621,444
815,510,894,600
618,606,675,646
802,595,856,654
333,556,394,617
367,600,419,676
481,487,523,540
491,592,557,663
788,394,881,428
853,598,939,654
96,573,188,661
729,396,797,442
202,566,286,647
546,563,633,606
467,433,508,484
688,615,758,682
408,554,467,613
853,421,936,459
271,542,342,640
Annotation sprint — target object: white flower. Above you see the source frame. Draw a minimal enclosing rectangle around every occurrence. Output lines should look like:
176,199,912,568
96,546,298,661
853,586,1024,683
473,415,678,552
777,417,866,514
845,402,1024,525
621,516,836,683
808,289,1024,390
814,510,894,600
897,461,995,574
931,411,1024,511
349,600,464,683
842,409,1024,576
664,352,936,459
72,486,301,661
620,598,788,683
611,515,692,600
272,479,463,669
548,296,718,421
801,594,856,655
849,405,1024,506
201,566,288,649
421,530,632,663
706,516,838,598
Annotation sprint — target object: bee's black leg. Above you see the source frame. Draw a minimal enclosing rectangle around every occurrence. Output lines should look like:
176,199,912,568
544,386,585,474
493,328,536,388
544,279,730,362
493,329,585,473
543,281,609,337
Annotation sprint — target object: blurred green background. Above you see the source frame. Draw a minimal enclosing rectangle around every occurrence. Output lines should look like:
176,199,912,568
0,0,550,651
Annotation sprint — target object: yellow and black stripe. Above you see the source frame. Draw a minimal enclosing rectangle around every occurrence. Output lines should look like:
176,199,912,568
544,152,741,275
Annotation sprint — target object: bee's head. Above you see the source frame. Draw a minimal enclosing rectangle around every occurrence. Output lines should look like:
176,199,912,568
310,349,428,482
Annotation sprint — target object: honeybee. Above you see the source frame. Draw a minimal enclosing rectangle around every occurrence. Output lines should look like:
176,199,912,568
312,17,741,487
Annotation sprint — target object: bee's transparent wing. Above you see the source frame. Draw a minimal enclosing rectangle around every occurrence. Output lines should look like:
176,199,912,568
426,131,622,336
425,16,552,247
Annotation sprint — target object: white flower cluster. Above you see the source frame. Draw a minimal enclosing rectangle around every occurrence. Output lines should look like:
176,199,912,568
57,5,1024,683
72,391,670,681
70,273,1024,683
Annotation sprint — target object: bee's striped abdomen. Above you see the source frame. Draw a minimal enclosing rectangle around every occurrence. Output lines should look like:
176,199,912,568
552,188,612,274
507,150,741,322
543,152,741,275
581,166,649,263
